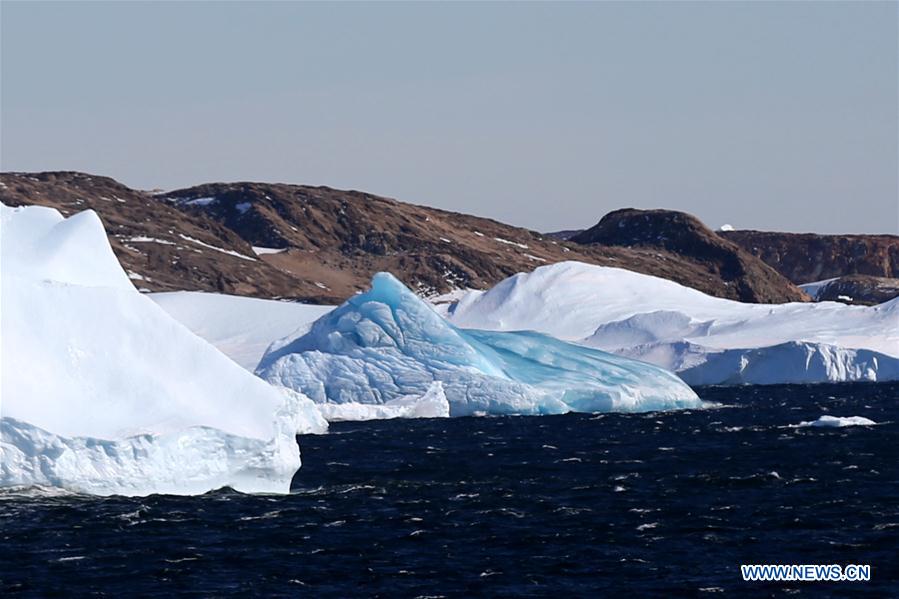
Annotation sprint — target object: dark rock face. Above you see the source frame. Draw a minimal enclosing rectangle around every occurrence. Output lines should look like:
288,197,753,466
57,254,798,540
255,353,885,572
720,230,899,283
570,209,809,304
543,229,584,241
807,275,899,306
1,172,810,304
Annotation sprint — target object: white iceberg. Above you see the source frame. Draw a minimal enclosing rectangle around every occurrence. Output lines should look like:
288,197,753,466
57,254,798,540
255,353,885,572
797,415,877,428
441,262,899,385
256,272,701,416
799,277,840,300
1,203,326,496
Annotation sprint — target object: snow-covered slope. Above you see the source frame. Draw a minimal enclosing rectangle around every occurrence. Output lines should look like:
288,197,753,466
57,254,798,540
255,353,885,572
151,292,333,370
257,273,701,416
441,262,899,384
1,203,326,496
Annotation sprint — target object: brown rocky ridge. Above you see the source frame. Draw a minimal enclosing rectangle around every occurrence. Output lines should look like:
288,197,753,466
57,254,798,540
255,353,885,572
1,171,809,304
570,209,809,303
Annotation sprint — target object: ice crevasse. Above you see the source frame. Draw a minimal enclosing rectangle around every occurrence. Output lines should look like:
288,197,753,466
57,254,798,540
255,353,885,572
0,203,327,496
257,273,702,415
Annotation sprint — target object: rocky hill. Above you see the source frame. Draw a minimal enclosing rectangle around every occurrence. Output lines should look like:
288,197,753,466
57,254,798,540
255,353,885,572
1,171,809,304
0,172,324,299
720,229,899,284
569,209,809,303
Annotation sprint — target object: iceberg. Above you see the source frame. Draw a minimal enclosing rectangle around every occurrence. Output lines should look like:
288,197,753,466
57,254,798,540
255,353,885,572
257,273,701,416
1,203,326,496
441,262,899,385
799,277,840,300
797,415,877,428
148,263,899,390
677,342,899,386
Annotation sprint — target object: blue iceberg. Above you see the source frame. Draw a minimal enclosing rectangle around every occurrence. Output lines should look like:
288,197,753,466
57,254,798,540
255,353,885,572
257,273,700,416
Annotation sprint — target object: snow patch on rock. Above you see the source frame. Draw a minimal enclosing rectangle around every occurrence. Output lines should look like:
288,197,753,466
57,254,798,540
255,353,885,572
178,234,256,261
252,246,288,255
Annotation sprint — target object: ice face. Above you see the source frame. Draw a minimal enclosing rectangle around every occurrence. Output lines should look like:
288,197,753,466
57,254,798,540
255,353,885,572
315,382,451,422
257,273,701,415
677,341,899,386
0,387,324,496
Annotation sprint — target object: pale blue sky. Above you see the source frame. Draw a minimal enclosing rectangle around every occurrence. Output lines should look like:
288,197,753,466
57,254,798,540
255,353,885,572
2,1,896,234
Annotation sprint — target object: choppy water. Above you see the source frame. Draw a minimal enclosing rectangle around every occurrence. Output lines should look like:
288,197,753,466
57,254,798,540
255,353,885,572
2,383,897,596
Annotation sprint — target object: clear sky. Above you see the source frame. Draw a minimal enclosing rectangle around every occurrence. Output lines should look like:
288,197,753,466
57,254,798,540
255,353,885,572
2,1,896,234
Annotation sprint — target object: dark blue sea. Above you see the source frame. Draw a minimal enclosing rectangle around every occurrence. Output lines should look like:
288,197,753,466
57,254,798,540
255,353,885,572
2,383,897,596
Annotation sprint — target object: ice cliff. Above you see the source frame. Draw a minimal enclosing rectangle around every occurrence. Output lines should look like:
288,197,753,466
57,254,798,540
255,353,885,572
256,273,701,415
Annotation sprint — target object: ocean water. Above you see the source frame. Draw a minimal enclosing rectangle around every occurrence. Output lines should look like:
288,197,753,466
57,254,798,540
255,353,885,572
2,382,897,596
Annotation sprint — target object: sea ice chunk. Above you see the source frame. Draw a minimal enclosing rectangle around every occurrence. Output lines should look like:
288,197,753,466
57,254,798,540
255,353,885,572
316,382,451,422
257,273,700,416
797,415,877,428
